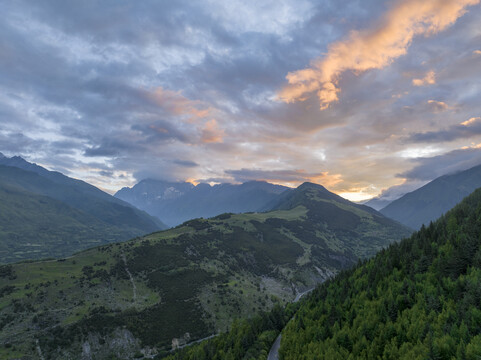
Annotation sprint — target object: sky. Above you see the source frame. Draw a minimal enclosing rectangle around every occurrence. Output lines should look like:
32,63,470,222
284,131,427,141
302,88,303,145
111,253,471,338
1,0,481,201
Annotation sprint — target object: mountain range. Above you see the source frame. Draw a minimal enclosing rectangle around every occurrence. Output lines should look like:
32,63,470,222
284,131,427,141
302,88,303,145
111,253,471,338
3,151,481,359
380,163,481,229
115,179,289,227
0,154,166,263
0,182,410,359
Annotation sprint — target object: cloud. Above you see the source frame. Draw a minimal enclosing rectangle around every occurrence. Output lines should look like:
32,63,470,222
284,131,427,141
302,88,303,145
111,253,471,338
147,87,212,122
1,0,481,201
368,179,428,203
278,0,479,109
98,170,113,177
0,132,48,155
474,50,481,55
400,145,481,181
461,116,481,126
426,99,449,112
225,168,342,187
84,139,146,157
406,116,481,143
412,70,436,86
173,159,199,168
201,119,224,143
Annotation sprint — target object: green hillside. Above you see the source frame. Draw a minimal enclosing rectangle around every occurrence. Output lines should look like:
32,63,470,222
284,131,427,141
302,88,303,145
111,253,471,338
0,182,128,263
0,165,167,263
0,164,166,233
0,182,409,359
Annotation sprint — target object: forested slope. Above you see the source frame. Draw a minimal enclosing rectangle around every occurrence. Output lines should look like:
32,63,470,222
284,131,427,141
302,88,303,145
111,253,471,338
280,188,481,359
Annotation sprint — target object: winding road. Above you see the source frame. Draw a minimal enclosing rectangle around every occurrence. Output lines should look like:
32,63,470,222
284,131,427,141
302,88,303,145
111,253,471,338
267,288,314,360
267,334,282,360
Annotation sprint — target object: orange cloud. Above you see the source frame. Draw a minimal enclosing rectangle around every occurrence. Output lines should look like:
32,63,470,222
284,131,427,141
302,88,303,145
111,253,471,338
149,87,212,121
413,70,436,86
185,177,200,186
201,119,224,143
338,189,375,202
427,99,449,112
307,172,343,188
278,0,479,110
149,125,169,133
461,117,481,126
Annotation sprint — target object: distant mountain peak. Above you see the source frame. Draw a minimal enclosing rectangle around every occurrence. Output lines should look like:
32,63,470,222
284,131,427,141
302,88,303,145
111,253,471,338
267,182,343,212
266,181,386,218
115,179,289,226
0,152,5,158
298,181,328,191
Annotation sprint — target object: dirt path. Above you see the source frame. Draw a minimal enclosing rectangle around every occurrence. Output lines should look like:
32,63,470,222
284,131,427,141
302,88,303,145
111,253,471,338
121,254,137,302
176,334,218,350
36,339,45,360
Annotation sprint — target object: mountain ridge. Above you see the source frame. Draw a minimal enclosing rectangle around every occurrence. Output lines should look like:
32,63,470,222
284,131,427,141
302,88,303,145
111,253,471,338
0,156,167,263
380,163,481,229
115,178,289,227
0,156,165,216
